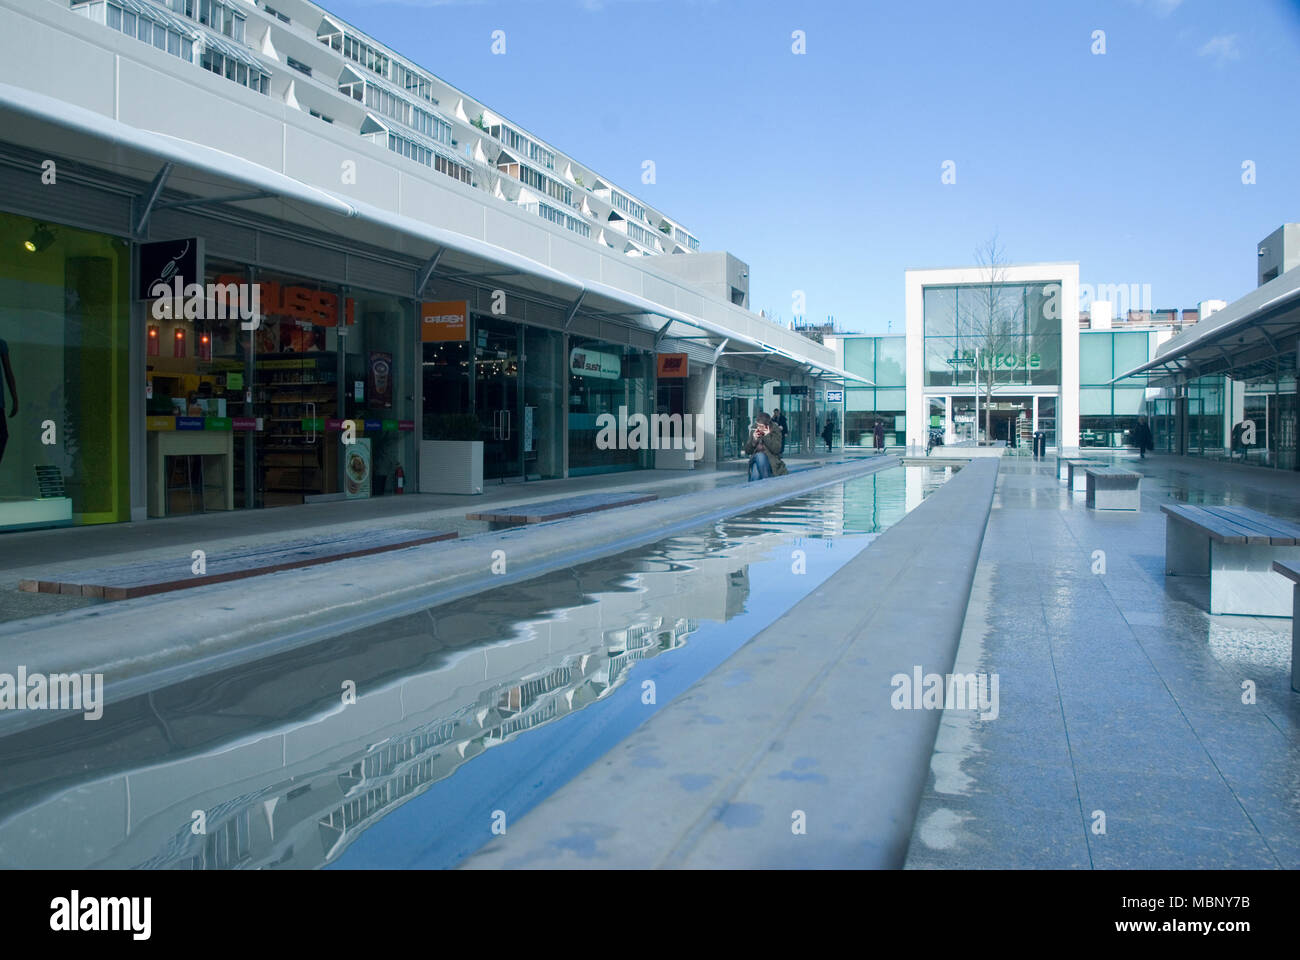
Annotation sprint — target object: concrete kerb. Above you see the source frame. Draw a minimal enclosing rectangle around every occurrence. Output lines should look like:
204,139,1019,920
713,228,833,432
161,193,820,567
456,457,1001,869
0,456,899,736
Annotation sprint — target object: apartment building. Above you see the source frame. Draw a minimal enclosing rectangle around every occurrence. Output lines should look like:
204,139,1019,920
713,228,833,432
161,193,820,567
0,0,859,530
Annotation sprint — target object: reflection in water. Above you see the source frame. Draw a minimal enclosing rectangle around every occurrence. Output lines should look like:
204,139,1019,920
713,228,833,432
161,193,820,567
0,466,954,869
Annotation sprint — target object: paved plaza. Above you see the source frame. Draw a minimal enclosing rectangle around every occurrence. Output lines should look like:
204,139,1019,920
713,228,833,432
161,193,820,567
906,453,1300,869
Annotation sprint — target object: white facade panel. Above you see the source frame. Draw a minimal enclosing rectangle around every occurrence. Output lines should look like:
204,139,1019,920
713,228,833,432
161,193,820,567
118,60,286,172
905,262,1080,452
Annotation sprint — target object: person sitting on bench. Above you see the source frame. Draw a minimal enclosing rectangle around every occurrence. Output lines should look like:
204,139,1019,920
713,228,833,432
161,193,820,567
745,413,787,481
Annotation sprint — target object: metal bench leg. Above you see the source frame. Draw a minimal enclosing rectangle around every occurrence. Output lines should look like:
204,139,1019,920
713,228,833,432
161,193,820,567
1292,582,1300,694
1209,543,1300,617
1166,522,1209,576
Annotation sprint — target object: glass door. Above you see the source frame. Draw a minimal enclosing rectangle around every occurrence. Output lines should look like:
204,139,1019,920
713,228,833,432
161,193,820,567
475,315,523,483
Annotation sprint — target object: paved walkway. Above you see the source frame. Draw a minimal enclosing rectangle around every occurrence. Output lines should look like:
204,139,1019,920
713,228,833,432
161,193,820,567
0,450,866,623
905,453,1300,869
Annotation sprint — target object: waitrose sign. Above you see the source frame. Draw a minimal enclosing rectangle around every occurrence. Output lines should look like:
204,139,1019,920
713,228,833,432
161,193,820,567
570,346,622,380
953,350,1042,369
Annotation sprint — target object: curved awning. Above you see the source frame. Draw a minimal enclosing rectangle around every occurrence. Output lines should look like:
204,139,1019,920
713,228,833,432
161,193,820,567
0,81,356,218
0,81,864,381
1112,271,1300,384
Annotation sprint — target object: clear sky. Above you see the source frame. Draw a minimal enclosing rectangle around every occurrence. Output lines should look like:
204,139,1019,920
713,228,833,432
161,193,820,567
326,0,1300,335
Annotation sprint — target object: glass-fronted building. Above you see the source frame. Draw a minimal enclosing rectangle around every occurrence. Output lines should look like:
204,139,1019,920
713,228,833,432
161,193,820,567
840,337,905,447
1078,330,1158,448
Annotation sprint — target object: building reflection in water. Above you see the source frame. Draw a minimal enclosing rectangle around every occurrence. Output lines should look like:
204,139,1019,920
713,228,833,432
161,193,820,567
0,467,950,869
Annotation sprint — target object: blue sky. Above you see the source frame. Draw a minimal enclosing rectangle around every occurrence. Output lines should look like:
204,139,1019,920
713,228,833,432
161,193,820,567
327,0,1300,334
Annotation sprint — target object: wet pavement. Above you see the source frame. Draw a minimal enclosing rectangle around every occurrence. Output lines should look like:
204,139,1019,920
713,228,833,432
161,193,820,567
906,452,1300,869
0,451,869,624
0,465,951,869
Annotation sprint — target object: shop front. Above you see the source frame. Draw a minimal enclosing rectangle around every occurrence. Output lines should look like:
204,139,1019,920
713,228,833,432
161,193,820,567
421,307,567,486
0,211,129,531
143,250,415,515
568,336,653,476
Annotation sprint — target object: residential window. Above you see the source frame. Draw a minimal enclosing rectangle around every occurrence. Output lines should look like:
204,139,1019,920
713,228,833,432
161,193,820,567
434,154,472,184
287,56,311,77
264,5,290,24
309,108,334,124
611,190,646,222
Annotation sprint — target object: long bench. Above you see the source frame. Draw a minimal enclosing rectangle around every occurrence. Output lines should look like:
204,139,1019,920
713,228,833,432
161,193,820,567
467,491,657,525
1084,466,1141,511
1162,503,1300,616
1269,561,1300,693
1063,458,1102,492
17,527,458,601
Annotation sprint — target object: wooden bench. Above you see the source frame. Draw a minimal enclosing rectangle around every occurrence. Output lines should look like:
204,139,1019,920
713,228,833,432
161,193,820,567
1084,466,1141,511
1271,560,1300,693
17,527,457,601
1063,458,1103,492
467,491,657,526
1162,504,1300,616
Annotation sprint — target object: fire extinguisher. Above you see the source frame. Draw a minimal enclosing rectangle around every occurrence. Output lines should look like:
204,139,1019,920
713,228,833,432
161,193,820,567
394,463,405,494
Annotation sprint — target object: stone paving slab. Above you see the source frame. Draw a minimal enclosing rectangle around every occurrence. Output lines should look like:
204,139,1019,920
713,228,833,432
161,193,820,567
905,457,1300,869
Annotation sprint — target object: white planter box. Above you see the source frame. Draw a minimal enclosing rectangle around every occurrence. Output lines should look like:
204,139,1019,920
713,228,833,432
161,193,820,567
654,447,695,470
419,440,483,495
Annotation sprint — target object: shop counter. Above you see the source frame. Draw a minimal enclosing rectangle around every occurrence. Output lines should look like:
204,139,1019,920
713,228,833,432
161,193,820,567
147,429,234,517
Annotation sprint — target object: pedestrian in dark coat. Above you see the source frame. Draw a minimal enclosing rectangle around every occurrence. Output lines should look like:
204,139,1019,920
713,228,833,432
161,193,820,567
873,419,885,452
1132,418,1153,459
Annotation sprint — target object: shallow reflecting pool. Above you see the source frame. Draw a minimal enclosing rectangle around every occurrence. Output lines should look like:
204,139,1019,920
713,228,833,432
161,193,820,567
0,465,955,869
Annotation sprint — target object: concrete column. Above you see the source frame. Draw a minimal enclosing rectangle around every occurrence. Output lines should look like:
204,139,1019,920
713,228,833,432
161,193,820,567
129,241,147,521
688,362,717,467
904,275,925,455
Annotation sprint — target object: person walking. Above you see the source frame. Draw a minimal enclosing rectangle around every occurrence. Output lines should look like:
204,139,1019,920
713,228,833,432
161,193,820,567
745,413,787,481
772,407,788,435
1132,417,1153,460
873,418,885,453
821,416,834,453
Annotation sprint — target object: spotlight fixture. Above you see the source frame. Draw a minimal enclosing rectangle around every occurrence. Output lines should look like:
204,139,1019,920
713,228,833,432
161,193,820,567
23,223,55,254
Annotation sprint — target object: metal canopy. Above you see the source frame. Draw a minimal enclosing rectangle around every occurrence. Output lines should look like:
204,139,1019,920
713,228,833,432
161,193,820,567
0,81,866,382
1112,271,1300,385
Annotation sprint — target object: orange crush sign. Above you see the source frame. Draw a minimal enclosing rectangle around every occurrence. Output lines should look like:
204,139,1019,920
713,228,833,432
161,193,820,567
657,353,688,378
421,300,469,342
214,275,355,325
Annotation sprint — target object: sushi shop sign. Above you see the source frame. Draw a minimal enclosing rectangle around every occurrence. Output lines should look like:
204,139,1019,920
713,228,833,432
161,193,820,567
570,346,622,380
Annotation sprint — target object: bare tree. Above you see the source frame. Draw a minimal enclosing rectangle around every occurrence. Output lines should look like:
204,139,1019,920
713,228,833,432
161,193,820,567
970,235,1025,443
